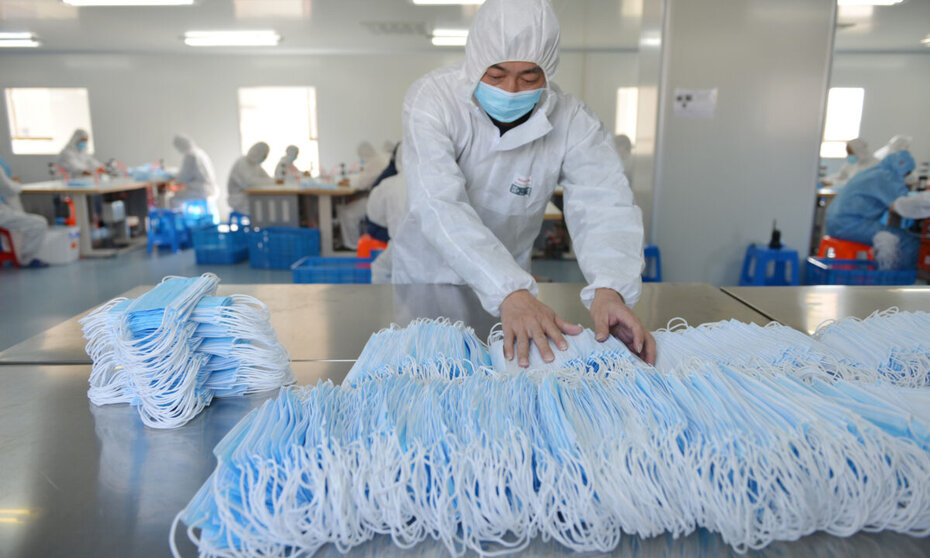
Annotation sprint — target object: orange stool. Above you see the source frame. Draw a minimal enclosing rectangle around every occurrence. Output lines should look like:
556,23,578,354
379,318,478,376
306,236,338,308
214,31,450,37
817,236,873,260
356,234,388,258
0,227,20,268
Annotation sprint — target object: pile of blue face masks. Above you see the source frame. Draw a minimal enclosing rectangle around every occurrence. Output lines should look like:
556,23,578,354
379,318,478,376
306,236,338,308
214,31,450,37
174,315,930,557
81,273,293,429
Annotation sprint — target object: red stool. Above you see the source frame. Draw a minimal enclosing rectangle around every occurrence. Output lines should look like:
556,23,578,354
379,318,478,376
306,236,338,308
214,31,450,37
356,234,387,258
0,227,20,268
817,236,873,261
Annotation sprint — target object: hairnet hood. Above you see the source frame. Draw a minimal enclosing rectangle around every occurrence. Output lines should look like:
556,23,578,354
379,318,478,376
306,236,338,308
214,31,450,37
173,134,194,154
285,145,299,158
879,150,915,179
846,138,869,159
247,142,270,164
464,0,560,88
67,129,89,149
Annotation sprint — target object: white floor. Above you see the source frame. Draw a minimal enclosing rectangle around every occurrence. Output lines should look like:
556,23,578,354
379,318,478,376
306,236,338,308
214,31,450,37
0,247,585,351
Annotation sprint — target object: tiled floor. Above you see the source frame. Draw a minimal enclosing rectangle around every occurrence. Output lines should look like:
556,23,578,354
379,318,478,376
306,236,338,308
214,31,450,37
0,248,585,351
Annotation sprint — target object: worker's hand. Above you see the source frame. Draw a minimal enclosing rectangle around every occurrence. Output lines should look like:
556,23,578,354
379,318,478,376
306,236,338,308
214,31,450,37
590,288,656,365
500,289,583,367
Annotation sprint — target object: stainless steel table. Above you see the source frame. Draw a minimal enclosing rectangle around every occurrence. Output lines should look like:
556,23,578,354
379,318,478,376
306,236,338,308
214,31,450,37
2,363,926,558
722,285,930,334
0,283,770,365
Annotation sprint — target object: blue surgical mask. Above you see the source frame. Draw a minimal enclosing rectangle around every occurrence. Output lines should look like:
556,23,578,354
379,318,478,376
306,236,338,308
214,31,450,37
474,81,543,124
77,140,88,152
846,155,858,164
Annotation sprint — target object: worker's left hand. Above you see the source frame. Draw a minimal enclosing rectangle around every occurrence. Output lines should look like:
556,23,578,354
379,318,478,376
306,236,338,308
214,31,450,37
590,288,656,365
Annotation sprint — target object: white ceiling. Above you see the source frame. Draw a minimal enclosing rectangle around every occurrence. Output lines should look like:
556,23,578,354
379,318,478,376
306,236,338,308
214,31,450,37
0,0,925,55
0,0,643,54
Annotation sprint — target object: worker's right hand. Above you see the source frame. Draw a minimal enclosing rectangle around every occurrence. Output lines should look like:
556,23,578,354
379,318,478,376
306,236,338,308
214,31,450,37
499,289,583,367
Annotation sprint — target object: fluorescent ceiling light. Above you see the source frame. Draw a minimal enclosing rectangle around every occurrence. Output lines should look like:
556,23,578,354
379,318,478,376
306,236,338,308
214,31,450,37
836,0,903,6
0,32,40,48
63,0,194,5
413,0,485,4
431,28,468,47
184,30,280,47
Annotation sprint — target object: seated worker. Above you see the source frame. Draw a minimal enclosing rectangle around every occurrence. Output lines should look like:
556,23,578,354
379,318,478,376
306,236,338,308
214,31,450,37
366,143,407,241
57,129,103,178
0,163,48,267
826,150,918,270
170,134,218,211
821,138,878,188
382,0,654,367
274,145,304,184
227,142,272,214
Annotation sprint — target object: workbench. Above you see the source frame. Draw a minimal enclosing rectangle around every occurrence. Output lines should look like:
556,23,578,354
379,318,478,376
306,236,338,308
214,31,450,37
2,283,929,557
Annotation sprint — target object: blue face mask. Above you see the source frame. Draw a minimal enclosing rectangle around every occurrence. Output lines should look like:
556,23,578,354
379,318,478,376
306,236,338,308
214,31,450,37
77,140,88,152
846,155,858,164
474,81,543,124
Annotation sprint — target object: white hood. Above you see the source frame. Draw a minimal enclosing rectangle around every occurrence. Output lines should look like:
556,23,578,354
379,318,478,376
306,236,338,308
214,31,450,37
463,0,560,89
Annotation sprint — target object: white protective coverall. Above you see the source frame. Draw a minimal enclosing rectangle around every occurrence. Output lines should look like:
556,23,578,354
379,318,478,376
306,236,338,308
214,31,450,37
336,141,391,249
823,138,879,188
274,145,300,182
171,134,218,209
0,166,47,265
386,0,644,315
227,142,271,214
615,134,633,182
366,144,407,238
57,129,102,178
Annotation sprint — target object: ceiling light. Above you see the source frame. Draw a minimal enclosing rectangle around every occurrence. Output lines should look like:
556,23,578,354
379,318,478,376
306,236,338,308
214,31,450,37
431,28,468,47
184,30,280,47
922,35,930,46
413,0,485,5
0,32,40,48
63,0,194,5
836,0,903,6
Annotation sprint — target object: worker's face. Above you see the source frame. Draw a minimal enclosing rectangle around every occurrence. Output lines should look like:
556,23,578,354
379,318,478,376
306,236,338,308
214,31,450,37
480,61,546,93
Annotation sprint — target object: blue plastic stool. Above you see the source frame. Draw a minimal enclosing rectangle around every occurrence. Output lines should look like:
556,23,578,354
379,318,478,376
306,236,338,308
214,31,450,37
182,199,216,229
229,211,251,228
739,244,800,286
643,244,662,282
147,208,191,254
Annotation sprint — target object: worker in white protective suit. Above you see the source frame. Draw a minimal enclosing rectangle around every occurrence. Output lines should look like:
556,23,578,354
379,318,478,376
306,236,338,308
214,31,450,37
170,134,218,210
336,141,391,249
227,142,271,214
386,0,654,367
821,138,878,188
367,143,407,240
57,129,103,178
0,164,48,266
274,145,302,183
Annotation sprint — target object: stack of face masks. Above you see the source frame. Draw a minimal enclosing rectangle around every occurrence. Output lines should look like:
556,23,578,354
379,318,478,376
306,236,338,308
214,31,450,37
81,273,293,429
174,314,930,557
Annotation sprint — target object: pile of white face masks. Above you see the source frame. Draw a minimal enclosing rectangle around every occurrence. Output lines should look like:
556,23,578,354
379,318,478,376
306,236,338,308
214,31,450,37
81,273,293,429
174,312,930,557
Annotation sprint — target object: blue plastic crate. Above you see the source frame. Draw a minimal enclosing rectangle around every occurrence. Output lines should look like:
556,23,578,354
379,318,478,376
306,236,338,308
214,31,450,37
249,227,320,269
193,225,249,265
805,257,916,286
292,256,373,284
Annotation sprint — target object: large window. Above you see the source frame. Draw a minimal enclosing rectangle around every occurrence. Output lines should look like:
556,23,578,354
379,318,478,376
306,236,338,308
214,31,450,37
820,87,865,159
5,88,94,155
615,87,638,144
238,86,320,177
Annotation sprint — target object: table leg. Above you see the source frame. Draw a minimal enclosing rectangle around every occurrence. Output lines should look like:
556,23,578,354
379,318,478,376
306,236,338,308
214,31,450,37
319,195,334,257
73,194,94,257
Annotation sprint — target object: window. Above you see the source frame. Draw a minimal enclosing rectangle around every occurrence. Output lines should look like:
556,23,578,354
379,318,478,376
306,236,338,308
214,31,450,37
237,86,320,177
820,87,864,158
615,87,638,144
5,88,94,155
